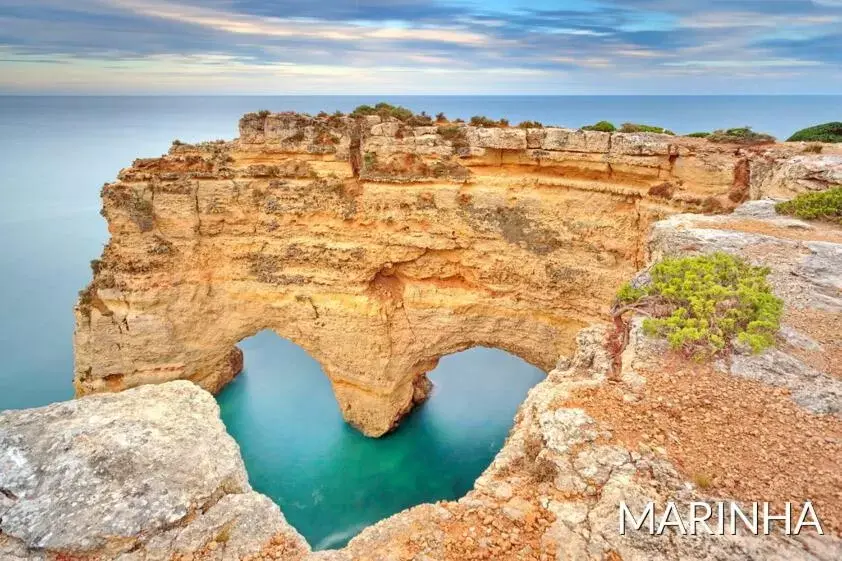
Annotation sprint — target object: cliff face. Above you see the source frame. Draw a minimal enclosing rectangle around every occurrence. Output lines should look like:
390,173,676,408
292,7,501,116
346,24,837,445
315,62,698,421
8,198,842,560
73,111,842,436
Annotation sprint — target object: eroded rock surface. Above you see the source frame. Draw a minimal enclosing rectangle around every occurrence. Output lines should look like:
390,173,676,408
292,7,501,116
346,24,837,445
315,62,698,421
0,381,307,560
8,197,842,560
73,112,842,437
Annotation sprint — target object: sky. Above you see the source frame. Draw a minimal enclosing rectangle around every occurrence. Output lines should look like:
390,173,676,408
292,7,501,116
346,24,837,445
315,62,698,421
0,0,841,94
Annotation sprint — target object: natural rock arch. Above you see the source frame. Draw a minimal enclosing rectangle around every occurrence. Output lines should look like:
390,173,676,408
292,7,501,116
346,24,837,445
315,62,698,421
73,111,832,436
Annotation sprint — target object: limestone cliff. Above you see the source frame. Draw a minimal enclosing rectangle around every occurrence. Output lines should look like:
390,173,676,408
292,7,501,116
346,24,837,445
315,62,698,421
7,198,842,560
73,111,842,436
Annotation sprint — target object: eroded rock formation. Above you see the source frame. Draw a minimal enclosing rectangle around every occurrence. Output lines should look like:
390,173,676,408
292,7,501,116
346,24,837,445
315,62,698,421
73,111,842,436
0,381,308,560
7,198,842,560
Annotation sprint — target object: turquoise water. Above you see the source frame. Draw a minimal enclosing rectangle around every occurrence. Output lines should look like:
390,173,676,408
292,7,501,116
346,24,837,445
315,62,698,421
218,332,544,549
1,95,840,548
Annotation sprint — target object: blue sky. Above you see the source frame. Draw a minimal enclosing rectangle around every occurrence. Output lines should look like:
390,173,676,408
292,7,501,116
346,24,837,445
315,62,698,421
1,0,840,94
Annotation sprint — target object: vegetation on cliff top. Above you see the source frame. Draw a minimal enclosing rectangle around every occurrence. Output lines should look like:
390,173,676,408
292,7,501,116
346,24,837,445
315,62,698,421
787,122,842,143
469,115,510,127
707,127,776,145
350,102,414,121
775,187,842,224
614,252,783,358
582,120,616,132
619,123,675,135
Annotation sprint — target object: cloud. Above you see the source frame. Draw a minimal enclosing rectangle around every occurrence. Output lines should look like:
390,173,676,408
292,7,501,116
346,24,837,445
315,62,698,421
0,0,840,93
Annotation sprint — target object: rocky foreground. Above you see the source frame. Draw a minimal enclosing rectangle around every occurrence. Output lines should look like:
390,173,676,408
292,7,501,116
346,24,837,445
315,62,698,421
3,198,841,560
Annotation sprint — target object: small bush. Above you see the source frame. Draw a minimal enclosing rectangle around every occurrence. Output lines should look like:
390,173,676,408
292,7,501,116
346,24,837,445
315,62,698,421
787,122,842,143
499,118,510,127
803,143,823,154
707,127,775,145
582,120,616,132
775,187,842,224
435,112,447,123
614,253,783,358
685,132,711,138
518,120,544,129
351,102,415,122
407,112,433,126
469,115,501,127
437,125,469,150
620,123,675,135
257,109,271,118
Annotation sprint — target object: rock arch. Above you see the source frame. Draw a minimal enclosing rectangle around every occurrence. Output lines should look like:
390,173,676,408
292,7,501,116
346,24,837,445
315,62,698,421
74,111,826,436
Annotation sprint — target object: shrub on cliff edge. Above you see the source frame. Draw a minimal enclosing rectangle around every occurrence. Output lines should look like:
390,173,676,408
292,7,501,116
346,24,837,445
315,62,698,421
619,123,675,135
582,121,616,132
707,127,776,145
350,102,414,121
469,115,503,127
614,252,783,358
787,122,842,143
775,188,842,224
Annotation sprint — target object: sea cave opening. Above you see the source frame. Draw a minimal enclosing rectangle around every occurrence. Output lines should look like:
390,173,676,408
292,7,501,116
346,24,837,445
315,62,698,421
216,329,546,551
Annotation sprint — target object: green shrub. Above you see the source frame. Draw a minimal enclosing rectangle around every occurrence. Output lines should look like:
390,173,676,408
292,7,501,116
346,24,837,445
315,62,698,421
518,120,544,129
257,109,271,118
435,112,447,123
350,102,414,121
614,253,783,358
469,115,501,127
775,188,842,224
619,123,675,135
707,127,776,145
787,122,842,143
582,120,616,132
685,132,711,138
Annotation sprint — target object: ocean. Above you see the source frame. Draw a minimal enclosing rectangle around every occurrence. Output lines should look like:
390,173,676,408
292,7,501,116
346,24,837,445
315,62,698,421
0,95,839,548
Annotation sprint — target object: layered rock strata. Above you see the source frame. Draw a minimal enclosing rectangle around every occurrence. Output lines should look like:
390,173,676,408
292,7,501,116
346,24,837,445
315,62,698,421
73,111,842,436
9,195,842,559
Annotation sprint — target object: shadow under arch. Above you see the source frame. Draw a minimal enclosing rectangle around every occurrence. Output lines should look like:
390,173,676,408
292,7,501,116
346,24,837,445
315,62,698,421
216,331,545,551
